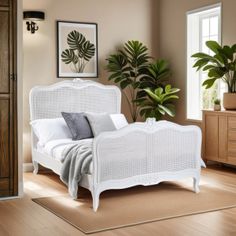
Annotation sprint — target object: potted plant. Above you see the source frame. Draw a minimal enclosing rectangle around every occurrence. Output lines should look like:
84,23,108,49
213,98,221,111
106,40,180,121
192,40,236,110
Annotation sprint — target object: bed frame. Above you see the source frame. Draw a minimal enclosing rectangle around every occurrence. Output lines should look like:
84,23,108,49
30,79,203,211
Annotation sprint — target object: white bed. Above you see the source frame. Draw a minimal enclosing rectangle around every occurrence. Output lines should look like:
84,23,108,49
30,79,203,211
37,138,93,173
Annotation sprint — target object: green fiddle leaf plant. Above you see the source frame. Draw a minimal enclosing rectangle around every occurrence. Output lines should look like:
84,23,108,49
192,40,236,93
106,40,180,121
136,59,171,101
136,84,180,120
106,40,150,121
139,59,171,88
61,30,95,73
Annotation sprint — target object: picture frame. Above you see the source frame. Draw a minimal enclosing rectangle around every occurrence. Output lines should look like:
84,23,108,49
57,21,98,78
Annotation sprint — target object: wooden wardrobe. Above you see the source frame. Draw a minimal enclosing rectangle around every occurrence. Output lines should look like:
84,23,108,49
0,0,18,197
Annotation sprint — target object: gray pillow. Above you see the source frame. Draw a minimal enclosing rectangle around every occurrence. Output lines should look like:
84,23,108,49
61,112,93,140
86,112,116,136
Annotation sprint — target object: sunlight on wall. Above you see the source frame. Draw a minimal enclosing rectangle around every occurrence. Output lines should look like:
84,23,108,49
23,21,48,44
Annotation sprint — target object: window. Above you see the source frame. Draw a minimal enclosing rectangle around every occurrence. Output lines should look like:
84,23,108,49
187,4,222,120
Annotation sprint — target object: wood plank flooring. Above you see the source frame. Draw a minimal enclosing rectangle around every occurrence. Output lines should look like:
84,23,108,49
0,166,236,236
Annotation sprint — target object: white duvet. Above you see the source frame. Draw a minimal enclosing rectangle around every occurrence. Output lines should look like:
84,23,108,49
38,138,94,174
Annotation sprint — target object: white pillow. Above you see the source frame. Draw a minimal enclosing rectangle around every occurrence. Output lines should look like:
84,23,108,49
110,114,128,129
30,118,72,146
86,112,116,137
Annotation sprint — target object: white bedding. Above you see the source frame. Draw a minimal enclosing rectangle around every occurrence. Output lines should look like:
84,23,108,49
37,138,94,174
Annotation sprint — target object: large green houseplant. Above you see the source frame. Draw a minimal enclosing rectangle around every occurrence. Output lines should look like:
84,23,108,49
106,40,149,121
106,40,180,121
192,40,236,109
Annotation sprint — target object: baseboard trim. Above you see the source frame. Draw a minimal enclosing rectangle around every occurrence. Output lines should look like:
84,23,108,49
0,195,21,201
23,163,34,172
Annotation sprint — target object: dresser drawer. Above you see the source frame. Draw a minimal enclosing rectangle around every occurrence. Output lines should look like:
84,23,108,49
228,117,236,129
228,130,236,141
228,141,236,160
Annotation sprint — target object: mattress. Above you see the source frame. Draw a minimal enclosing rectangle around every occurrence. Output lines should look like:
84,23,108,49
37,138,94,174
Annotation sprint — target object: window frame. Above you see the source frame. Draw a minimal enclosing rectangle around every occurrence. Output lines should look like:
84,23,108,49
186,3,222,122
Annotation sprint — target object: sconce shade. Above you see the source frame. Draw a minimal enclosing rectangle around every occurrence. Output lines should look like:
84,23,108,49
23,11,45,21
23,11,45,33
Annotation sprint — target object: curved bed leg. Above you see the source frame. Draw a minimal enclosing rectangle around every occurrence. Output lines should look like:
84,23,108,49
193,177,200,193
92,189,100,212
33,161,39,175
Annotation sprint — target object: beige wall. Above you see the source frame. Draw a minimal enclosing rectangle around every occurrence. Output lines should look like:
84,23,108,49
159,0,236,127
24,0,236,164
23,0,159,163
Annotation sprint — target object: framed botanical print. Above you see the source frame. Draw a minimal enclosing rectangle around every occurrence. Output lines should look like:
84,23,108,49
57,21,98,78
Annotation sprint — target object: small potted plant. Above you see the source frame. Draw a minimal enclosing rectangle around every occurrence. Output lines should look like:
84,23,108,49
214,98,221,111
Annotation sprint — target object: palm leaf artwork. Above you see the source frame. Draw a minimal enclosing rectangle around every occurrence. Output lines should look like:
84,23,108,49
61,30,95,73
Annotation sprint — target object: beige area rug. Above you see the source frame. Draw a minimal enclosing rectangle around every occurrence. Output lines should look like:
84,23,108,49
32,182,236,234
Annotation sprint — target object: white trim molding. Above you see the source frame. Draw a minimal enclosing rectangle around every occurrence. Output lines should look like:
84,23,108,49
23,163,34,173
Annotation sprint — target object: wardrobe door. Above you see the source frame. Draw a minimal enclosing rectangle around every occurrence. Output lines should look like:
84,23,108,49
0,0,9,7
0,0,17,197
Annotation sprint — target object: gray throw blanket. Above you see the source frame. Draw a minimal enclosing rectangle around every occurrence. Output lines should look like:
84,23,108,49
60,139,93,199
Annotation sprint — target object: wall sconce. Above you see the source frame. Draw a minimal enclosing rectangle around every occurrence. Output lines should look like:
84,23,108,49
23,11,45,34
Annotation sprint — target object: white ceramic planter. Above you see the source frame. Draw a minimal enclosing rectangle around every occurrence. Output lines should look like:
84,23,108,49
214,104,221,111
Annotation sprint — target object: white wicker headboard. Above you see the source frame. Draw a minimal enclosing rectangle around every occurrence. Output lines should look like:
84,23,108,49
29,79,121,121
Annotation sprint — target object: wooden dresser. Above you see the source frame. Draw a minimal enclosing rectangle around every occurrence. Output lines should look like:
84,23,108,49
203,110,236,165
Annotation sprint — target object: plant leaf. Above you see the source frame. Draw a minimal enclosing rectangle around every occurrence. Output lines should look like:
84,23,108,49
79,40,95,61
144,88,161,102
67,30,86,50
202,78,218,89
158,104,175,117
206,40,222,54
61,49,77,64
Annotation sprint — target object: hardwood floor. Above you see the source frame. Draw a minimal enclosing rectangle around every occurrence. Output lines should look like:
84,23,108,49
0,166,236,236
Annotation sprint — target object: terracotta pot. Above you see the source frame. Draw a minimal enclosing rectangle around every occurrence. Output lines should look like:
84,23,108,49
223,93,236,110
214,104,221,111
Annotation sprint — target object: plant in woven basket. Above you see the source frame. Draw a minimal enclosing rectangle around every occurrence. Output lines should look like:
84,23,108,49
61,30,95,73
106,41,179,121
